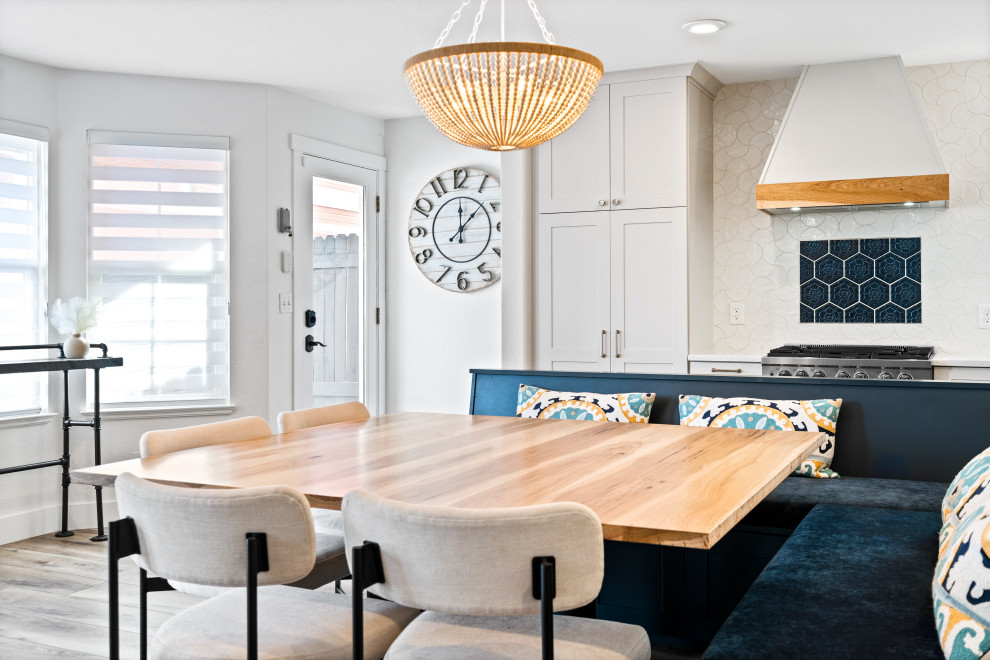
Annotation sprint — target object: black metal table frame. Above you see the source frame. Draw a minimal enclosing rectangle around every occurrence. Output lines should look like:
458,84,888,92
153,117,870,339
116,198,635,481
0,343,122,541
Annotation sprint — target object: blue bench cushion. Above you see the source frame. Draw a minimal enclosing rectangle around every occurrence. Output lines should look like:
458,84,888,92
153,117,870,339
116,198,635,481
741,476,947,529
703,504,942,660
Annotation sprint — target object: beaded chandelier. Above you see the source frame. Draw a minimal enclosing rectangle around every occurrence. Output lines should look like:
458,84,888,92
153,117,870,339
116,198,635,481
404,0,603,152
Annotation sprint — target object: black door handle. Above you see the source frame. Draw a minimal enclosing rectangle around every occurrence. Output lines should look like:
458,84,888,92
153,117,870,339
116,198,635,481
305,335,326,352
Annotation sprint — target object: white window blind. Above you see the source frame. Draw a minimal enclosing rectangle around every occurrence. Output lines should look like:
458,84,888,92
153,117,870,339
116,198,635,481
0,123,48,417
87,132,230,408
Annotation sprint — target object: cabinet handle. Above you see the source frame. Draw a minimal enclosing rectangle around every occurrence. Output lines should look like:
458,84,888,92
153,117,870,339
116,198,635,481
612,198,620,206
598,199,607,207
711,368,743,374
615,329,621,358
601,330,607,358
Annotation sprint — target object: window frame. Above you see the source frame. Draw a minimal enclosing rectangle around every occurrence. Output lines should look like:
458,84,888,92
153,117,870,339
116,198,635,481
85,130,231,411
0,118,49,419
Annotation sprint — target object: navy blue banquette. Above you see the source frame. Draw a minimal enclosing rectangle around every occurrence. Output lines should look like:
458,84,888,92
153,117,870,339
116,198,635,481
469,369,990,656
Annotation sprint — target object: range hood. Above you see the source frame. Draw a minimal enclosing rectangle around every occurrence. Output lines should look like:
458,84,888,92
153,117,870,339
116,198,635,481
756,56,948,215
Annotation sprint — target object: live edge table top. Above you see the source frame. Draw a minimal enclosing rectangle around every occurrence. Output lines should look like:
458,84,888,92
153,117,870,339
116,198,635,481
71,412,823,549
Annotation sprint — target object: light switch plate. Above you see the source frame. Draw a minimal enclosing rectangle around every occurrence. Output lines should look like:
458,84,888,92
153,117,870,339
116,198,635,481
279,293,293,314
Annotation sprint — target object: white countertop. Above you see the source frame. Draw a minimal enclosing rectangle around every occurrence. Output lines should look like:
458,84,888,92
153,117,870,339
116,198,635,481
687,354,762,363
932,358,990,368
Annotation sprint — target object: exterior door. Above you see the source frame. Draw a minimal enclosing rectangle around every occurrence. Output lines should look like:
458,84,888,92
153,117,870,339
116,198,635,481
609,207,687,373
292,155,381,413
537,212,611,371
537,85,611,213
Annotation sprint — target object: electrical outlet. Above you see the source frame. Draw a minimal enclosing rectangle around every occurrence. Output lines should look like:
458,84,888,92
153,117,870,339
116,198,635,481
980,304,990,329
279,293,293,314
729,302,745,325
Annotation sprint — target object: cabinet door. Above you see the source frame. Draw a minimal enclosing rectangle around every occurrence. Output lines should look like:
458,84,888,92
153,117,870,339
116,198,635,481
537,212,611,372
609,78,687,209
537,86,611,213
610,208,687,373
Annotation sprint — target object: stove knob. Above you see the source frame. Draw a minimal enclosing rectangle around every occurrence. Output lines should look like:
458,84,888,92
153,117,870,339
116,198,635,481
835,371,851,379
795,370,809,378
854,371,870,379
897,372,914,380
812,370,826,378
878,372,894,380
777,370,791,377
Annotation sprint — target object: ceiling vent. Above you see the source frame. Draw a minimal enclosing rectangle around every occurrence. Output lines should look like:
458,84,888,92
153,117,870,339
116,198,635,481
756,56,948,215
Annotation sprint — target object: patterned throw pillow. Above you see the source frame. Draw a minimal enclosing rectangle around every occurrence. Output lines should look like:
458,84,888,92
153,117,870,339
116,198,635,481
934,503,990,659
943,446,990,527
516,384,655,423
678,394,842,479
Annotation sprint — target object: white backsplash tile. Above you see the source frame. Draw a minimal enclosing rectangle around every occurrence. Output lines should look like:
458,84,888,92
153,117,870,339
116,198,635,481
712,60,990,357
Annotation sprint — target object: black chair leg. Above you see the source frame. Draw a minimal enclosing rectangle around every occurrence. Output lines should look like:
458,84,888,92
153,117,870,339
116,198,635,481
540,559,555,660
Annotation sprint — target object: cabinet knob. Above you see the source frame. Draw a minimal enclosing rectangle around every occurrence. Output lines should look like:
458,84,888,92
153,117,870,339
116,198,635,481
598,200,607,207
612,198,620,206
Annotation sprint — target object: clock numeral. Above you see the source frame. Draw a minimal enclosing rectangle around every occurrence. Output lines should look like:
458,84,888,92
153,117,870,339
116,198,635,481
415,249,433,264
409,226,428,238
429,176,448,198
435,265,452,283
413,198,433,218
457,272,470,291
453,169,469,189
478,174,489,193
490,201,500,212
496,221,501,233
477,262,493,282
493,246,501,258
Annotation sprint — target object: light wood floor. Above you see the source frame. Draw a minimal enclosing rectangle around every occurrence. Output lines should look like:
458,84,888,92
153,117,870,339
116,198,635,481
0,528,203,659
0,529,698,659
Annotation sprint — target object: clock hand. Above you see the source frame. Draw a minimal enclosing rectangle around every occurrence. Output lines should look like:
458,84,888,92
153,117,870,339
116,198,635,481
450,200,464,242
457,205,483,243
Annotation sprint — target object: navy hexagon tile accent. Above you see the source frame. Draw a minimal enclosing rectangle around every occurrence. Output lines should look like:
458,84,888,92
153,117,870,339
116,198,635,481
800,238,921,323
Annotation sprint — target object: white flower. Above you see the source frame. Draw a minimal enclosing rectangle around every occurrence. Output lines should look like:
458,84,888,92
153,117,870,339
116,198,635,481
50,298,102,336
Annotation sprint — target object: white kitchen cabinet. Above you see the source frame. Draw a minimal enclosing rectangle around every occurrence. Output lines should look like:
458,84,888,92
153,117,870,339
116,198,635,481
535,64,720,373
539,77,686,213
538,208,687,373
688,357,763,376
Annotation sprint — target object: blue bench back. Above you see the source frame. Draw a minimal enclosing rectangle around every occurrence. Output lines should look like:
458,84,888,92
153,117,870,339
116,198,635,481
469,369,990,483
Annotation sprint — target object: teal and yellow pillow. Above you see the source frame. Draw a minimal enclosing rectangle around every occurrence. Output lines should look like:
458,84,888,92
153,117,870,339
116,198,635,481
943,446,990,527
934,502,990,659
678,394,842,478
516,384,655,423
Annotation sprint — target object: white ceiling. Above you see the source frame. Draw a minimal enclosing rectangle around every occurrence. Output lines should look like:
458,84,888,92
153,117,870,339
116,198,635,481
1,0,988,119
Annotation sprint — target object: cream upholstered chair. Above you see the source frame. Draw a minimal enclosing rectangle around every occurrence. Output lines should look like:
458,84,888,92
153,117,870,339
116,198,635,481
109,473,418,660
277,401,371,433
343,489,652,660
139,416,349,594
276,402,371,533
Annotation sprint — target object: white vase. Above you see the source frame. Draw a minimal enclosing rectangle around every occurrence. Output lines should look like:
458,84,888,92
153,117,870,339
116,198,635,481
64,334,89,359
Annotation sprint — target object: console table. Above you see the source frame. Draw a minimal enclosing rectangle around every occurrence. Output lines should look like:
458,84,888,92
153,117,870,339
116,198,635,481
0,343,123,541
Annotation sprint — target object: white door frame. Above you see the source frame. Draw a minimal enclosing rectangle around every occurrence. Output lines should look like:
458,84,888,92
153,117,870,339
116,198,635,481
290,135,386,415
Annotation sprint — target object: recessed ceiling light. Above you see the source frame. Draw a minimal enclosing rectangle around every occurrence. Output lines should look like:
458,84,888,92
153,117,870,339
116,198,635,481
682,19,727,35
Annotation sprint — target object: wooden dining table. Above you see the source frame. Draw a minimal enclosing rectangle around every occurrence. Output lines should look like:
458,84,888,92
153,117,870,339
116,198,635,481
72,412,824,549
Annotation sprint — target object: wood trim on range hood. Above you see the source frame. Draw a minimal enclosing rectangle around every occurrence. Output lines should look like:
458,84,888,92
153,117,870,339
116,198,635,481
756,57,949,215
756,174,949,214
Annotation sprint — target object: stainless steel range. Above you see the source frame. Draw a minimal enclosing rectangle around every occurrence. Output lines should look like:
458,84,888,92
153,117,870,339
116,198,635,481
761,345,935,380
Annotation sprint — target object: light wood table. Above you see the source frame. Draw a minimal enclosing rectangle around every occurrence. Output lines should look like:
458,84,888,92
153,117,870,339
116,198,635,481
72,412,823,549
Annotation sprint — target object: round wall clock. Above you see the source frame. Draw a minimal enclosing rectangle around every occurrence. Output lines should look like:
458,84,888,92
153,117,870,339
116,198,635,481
408,167,501,292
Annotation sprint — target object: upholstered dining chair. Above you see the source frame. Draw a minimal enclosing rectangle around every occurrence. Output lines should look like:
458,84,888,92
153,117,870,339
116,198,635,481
342,489,652,660
276,402,371,533
109,473,418,660
139,416,349,594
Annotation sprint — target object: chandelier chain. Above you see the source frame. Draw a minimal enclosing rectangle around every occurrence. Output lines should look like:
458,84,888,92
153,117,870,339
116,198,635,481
434,0,474,48
468,0,489,43
526,0,555,44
